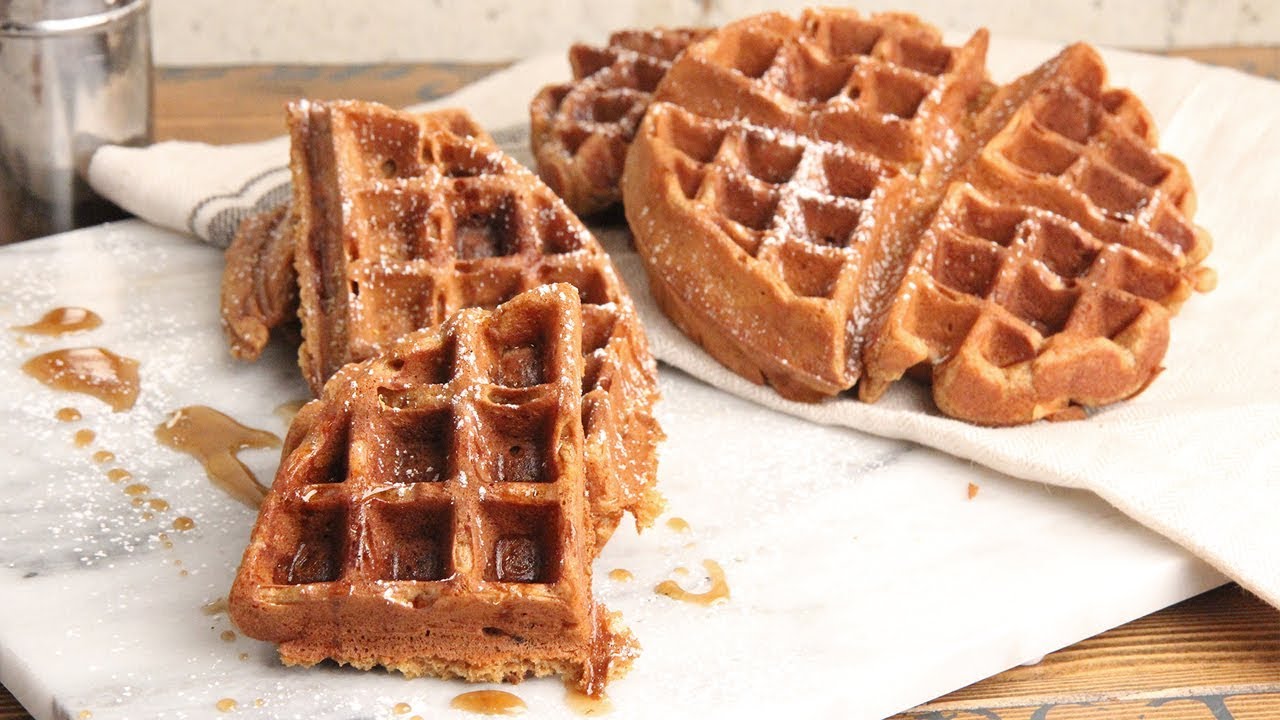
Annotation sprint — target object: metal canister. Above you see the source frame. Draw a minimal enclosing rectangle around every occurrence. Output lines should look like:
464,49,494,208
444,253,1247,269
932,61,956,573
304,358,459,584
0,0,152,244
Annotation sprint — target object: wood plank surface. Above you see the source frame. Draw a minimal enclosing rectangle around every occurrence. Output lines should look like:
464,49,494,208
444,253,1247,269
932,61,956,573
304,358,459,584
2,44,1278,720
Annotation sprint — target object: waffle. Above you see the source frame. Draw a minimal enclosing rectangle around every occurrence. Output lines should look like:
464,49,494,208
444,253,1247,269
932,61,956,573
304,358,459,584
230,284,639,694
220,110,497,363
531,27,711,216
220,204,298,360
623,9,1214,424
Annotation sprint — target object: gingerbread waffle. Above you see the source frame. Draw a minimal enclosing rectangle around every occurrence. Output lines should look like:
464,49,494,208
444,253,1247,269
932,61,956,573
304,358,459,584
289,100,662,532
290,101,653,394
531,27,710,216
220,204,298,361
231,284,638,694
623,9,1214,424
859,44,1214,423
625,9,991,400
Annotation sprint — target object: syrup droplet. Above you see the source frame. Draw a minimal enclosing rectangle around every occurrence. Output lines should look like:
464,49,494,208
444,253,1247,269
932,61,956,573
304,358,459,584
107,468,131,482
148,498,170,511
13,307,102,335
173,516,196,531
55,407,81,422
155,406,280,508
202,597,228,615
673,566,689,577
78,711,92,720
220,630,236,642
393,702,412,715
253,699,264,708
967,482,980,499
215,698,237,712
655,559,730,606
274,398,310,425
73,429,95,448
564,684,613,716
665,517,690,533
22,347,140,411
450,690,527,715
607,568,633,582
123,483,149,496
92,450,115,464
238,652,249,661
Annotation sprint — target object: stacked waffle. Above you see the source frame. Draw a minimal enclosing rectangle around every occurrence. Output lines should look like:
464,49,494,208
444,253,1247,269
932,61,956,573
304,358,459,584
223,100,662,694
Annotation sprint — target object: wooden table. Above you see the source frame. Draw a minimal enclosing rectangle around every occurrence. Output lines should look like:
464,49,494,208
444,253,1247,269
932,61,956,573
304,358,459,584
3,47,1278,720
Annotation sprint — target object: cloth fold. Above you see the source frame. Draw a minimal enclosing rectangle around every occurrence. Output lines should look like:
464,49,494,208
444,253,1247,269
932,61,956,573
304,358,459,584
88,39,1280,608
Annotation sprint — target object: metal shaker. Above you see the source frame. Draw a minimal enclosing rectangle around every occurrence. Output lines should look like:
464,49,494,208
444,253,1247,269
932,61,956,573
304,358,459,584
0,0,152,245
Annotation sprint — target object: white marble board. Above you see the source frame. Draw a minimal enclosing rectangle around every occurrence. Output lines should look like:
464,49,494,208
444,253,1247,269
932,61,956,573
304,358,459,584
0,223,1225,719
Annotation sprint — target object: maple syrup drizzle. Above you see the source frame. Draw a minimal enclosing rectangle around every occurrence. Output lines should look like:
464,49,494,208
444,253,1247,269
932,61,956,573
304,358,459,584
564,684,613,716
155,406,281,508
450,690,527,715
607,568,633,582
173,516,196,531
73,429,95,447
665,517,690,533
55,407,81,422
274,398,310,425
13,307,102,336
22,347,140,411
655,559,730,607
215,698,237,712
92,450,115,464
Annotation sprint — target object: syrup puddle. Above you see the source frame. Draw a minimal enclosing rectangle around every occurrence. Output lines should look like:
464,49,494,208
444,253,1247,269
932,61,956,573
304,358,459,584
665,517,690,533
22,347,140,411
92,450,115,464
655,559,730,606
450,690,527,715
564,684,612,716
607,568,633,582
172,516,196,531
274,398,310,425
215,698,237,712
73,429,95,447
155,406,281,508
55,407,81,422
12,306,102,335
392,702,412,715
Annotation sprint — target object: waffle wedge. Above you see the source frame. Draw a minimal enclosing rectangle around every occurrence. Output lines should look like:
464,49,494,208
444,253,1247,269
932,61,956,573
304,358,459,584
230,284,640,694
531,27,710,216
220,204,298,361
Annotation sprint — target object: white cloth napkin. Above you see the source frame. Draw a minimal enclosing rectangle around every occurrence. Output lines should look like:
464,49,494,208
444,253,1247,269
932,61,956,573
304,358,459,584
88,39,1280,609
